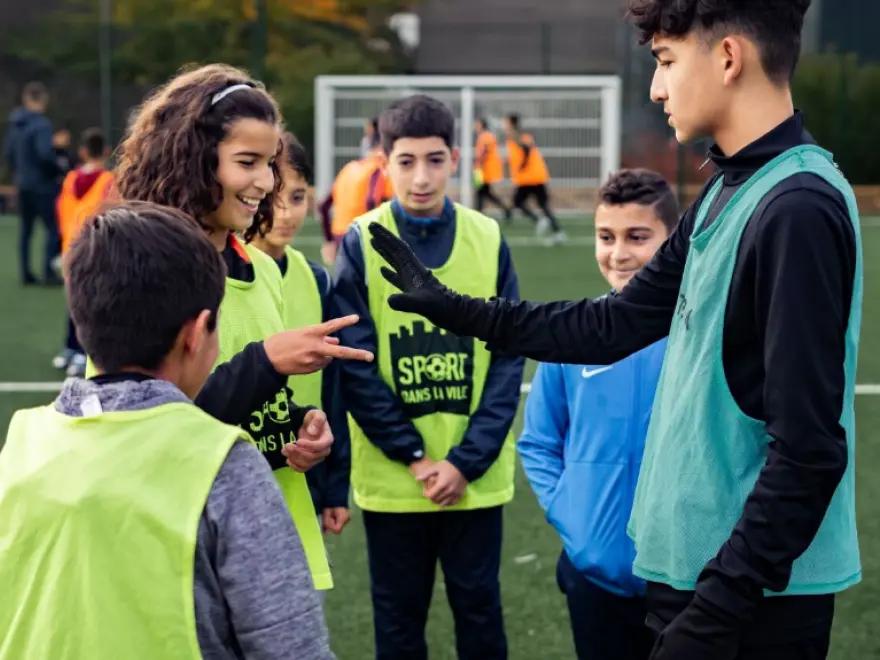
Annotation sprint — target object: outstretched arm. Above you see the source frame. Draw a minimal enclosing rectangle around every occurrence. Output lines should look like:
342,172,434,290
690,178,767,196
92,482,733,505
367,215,693,365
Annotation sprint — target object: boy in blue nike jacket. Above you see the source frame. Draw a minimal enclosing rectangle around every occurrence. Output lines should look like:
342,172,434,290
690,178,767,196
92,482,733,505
518,169,679,660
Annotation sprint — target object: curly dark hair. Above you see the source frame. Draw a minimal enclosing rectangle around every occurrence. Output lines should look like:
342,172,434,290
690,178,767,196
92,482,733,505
281,131,313,184
599,168,680,232
115,63,282,241
627,0,812,84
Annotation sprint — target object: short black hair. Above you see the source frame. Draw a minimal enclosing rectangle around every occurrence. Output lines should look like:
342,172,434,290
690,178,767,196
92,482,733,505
80,127,106,159
66,202,226,374
379,94,455,154
506,113,521,130
627,0,811,84
23,81,48,105
281,132,313,184
598,168,680,232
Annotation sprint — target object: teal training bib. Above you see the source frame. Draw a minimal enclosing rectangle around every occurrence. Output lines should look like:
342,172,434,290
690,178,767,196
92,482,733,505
628,145,863,595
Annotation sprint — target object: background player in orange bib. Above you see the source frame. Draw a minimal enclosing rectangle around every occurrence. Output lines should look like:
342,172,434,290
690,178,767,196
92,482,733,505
504,113,566,245
473,117,511,220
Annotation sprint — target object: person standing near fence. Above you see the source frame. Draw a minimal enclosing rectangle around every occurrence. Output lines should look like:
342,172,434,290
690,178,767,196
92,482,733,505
3,81,62,285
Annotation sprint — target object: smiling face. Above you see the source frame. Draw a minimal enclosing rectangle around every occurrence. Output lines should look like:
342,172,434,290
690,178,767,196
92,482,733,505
204,117,279,237
264,163,309,249
384,136,459,217
650,32,729,144
595,201,669,291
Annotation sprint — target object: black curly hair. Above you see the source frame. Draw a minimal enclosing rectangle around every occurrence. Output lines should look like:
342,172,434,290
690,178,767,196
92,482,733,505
627,0,812,84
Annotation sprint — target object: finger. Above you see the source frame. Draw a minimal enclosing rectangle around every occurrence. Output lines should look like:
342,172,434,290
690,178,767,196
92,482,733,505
320,342,375,362
379,266,404,290
315,315,360,336
323,336,340,345
388,293,422,314
415,468,440,482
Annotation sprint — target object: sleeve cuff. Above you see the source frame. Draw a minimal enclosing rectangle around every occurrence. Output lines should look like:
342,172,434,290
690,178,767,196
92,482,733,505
445,450,482,483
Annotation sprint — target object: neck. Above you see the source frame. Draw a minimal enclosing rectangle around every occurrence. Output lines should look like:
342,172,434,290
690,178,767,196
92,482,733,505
206,228,229,252
712,85,794,156
252,237,285,260
82,159,105,172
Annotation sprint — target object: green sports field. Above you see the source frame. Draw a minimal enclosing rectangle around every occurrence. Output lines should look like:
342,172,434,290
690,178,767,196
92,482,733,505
1,213,878,659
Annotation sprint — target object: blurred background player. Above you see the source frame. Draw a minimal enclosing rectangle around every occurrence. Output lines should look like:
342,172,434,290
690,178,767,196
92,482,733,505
518,168,679,660
249,132,351,539
360,116,379,157
334,94,524,660
318,126,392,265
503,112,566,245
3,81,62,285
52,127,114,377
473,117,510,219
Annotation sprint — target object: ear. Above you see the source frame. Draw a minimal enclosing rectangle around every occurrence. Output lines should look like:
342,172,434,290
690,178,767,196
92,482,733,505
378,151,389,177
449,146,461,174
719,36,745,86
181,309,214,358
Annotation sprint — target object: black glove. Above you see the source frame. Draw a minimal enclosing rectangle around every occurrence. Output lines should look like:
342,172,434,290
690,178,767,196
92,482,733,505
368,221,459,323
649,593,742,660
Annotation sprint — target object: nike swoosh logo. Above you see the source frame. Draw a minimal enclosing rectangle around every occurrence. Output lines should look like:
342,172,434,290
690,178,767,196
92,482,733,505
581,366,613,379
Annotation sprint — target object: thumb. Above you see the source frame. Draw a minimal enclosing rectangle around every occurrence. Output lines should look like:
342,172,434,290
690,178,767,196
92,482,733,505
388,292,424,314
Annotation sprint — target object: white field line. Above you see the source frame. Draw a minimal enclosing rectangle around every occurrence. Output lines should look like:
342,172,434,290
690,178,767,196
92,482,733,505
2,381,879,396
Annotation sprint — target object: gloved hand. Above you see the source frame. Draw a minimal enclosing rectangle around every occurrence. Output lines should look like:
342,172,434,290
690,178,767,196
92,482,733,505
368,221,458,322
649,593,742,660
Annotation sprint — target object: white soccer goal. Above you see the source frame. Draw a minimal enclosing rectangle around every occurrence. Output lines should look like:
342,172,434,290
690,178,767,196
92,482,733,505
314,75,621,214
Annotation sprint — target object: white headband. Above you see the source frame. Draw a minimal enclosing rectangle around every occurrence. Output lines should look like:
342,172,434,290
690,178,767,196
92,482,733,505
211,83,253,106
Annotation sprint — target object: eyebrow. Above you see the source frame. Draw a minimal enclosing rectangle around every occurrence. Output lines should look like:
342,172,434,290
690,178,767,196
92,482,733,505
233,151,267,158
651,46,670,59
596,225,656,232
396,151,448,159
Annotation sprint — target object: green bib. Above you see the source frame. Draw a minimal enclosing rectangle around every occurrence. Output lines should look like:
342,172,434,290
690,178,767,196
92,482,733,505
350,202,516,512
0,403,241,659
280,245,323,409
218,239,332,589
628,145,863,595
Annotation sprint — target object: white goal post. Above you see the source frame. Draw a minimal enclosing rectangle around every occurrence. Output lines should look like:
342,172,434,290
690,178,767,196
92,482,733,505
314,75,621,214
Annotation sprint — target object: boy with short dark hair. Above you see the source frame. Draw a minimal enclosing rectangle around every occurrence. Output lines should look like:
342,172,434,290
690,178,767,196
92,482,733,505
519,168,679,660
0,202,333,659
369,1,863,658
334,94,524,659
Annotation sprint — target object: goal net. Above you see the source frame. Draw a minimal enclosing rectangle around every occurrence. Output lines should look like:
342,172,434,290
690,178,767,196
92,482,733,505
314,75,621,214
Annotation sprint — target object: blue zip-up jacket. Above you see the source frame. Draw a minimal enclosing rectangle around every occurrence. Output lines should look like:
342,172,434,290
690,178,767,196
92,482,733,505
518,336,667,597
334,197,524,482
3,107,58,194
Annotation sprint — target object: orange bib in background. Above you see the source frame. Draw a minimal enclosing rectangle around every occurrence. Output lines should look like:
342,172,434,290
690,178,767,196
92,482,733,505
331,154,389,238
506,133,549,187
57,170,114,254
476,130,503,185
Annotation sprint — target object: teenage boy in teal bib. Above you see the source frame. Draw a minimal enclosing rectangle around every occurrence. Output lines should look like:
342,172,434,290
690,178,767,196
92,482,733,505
367,2,862,659
334,94,524,660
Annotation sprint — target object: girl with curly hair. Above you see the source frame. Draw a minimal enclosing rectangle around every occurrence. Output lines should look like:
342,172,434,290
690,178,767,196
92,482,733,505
115,63,372,600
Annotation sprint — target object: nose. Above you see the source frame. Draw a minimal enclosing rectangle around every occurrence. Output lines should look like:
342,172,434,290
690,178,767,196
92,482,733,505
650,67,667,104
611,241,632,267
255,162,274,194
412,160,430,188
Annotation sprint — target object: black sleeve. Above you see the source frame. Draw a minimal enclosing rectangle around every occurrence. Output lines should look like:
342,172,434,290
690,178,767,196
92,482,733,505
334,227,426,464
451,202,696,365
446,239,524,482
696,184,856,619
316,261,350,508
195,342,287,427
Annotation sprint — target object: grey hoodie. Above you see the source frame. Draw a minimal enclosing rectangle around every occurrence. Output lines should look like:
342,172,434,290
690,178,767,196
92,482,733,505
54,377,334,659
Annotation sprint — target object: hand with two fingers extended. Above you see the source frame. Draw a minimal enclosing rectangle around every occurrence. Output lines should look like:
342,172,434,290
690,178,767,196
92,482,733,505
281,409,334,472
264,314,374,376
